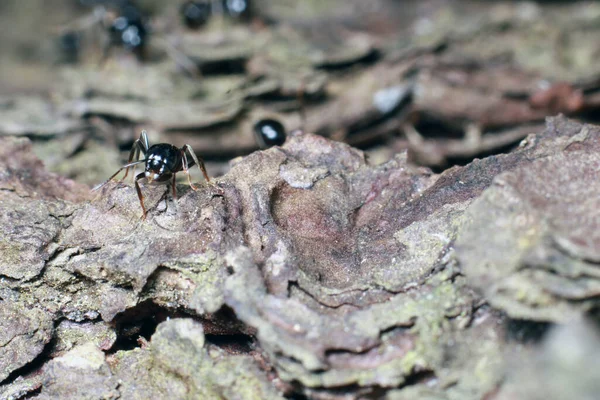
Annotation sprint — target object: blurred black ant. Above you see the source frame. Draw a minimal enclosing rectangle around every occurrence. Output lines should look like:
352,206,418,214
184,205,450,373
253,119,287,148
180,1,211,29
104,0,148,56
93,130,211,219
180,0,252,30
58,0,199,74
56,0,149,61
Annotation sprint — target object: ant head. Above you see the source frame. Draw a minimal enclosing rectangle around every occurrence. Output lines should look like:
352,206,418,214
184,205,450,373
144,144,180,182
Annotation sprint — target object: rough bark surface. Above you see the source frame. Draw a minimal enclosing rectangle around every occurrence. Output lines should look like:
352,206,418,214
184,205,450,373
2,1,600,398
1,116,599,399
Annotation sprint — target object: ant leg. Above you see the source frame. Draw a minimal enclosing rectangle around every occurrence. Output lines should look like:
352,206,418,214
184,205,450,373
92,160,145,191
180,152,198,191
161,174,178,214
120,145,140,183
121,131,149,182
134,172,147,220
181,145,210,191
154,37,201,78
140,130,150,152
171,173,177,200
160,185,170,213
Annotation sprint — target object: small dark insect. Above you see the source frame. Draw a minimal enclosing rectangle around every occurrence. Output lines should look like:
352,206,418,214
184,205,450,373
58,1,200,75
93,130,210,219
253,119,287,148
180,0,212,29
61,0,150,60
104,0,149,55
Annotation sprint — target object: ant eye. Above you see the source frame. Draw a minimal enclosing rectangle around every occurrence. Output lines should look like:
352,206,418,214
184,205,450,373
253,119,287,148
181,1,212,29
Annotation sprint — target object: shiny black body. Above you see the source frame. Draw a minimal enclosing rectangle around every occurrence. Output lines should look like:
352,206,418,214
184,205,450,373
253,119,287,148
145,144,183,182
181,1,211,29
106,1,148,51
93,131,210,219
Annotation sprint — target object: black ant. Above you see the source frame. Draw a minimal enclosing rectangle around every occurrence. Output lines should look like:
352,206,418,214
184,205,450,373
58,0,149,60
180,0,252,30
104,0,149,57
57,0,200,75
93,130,211,219
253,118,287,148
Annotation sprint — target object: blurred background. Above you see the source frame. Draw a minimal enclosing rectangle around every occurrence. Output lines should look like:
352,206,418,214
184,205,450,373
1,0,600,185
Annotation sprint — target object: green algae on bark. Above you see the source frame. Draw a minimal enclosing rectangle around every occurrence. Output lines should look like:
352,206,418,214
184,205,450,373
111,319,284,400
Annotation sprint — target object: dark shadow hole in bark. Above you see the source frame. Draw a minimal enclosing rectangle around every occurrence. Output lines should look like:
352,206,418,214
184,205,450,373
299,383,389,400
254,87,327,103
204,334,254,355
0,320,58,387
413,114,466,140
400,368,437,389
109,300,172,353
20,386,42,399
314,48,381,71
505,318,553,344
436,139,522,173
584,306,600,330
0,353,47,387
285,392,310,400
198,58,247,76
108,301,256,354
